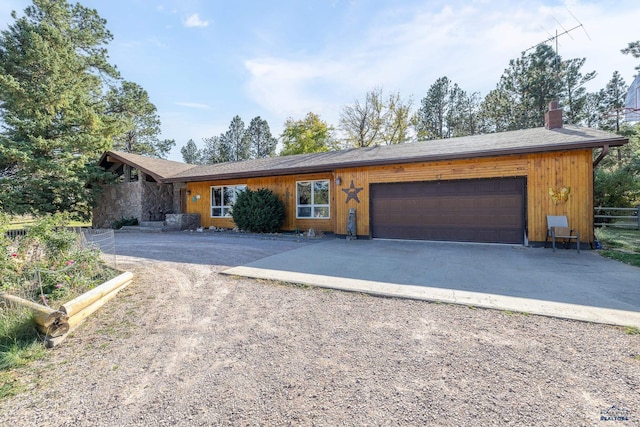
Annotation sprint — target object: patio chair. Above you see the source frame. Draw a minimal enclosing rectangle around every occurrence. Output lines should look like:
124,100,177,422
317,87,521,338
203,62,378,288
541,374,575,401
546,215,580,253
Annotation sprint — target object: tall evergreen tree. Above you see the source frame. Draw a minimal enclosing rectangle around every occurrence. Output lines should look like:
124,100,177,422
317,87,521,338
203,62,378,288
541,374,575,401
599,71,627,133
201,135,229,164
414,77,480,139
481,44,563,131
220,115,250,162
246,116,277,159
180,139,201,164
560,58,596,125
0,0,120,218
621,40,640,74
106,81,175,158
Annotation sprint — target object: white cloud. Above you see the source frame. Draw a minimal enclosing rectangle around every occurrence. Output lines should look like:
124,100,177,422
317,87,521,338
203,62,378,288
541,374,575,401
184,13,209,28
242,1,640,128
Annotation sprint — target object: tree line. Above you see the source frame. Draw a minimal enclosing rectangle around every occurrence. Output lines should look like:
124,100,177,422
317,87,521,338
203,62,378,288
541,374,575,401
181,42,639,207
185,43,638,162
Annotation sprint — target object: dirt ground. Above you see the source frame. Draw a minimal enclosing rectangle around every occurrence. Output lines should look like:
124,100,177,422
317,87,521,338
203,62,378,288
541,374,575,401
1,235,639,426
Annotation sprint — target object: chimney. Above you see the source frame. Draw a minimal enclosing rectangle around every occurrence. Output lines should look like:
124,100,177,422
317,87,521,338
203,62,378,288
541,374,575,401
545,101,563,129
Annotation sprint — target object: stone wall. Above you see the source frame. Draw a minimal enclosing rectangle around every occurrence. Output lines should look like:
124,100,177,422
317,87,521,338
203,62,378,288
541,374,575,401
141,179,174,221
92,172,180,228
92,181,142,228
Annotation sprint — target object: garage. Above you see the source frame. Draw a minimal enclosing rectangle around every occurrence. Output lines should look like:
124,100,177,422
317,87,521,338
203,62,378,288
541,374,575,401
370,177,526,244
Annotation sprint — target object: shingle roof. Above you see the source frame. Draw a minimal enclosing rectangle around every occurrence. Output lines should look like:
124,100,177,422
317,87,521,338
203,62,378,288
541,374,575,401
101,125,627,183
98,151,199,182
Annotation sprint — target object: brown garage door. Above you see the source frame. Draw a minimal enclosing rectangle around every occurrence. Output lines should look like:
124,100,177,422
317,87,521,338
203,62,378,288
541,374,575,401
371,178,525,244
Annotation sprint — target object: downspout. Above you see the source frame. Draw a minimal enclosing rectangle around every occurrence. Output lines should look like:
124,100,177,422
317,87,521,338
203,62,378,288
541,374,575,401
593,145,610,168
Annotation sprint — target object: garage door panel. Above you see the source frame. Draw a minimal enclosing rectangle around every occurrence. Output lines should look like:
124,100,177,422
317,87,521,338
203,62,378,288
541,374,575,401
371,178,525,244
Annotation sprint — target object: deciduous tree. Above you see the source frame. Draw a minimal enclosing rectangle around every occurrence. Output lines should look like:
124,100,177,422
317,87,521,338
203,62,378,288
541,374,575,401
280,112,335,155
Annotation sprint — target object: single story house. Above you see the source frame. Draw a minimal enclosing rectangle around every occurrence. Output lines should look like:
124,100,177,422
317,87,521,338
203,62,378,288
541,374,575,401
95,104,628,247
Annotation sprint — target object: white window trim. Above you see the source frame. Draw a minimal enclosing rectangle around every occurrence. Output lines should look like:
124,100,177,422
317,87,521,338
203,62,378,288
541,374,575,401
210,184,246,218
296,180,330,219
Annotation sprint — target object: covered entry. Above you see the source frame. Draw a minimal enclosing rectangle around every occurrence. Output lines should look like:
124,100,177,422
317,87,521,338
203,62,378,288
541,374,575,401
370,177,526,244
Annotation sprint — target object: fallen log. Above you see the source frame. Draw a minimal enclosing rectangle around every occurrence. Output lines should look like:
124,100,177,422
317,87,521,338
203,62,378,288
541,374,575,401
67,278,133,330
1,292,68,327
1,292,70,340
44,333,69,349
1,292,54,316
37,321,70,338
60,271,134,317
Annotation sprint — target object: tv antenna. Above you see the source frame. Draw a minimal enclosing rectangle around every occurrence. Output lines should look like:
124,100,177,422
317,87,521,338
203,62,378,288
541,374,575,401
523,9,590,65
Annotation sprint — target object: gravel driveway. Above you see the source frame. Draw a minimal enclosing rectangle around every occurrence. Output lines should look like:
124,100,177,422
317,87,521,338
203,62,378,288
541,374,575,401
1,233,639,426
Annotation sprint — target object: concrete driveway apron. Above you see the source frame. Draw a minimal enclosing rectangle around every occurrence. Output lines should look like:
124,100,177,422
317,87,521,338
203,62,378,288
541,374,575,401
224,239,640,327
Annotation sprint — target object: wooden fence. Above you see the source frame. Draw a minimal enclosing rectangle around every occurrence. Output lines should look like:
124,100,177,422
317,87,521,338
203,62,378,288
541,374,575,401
594,206,640,229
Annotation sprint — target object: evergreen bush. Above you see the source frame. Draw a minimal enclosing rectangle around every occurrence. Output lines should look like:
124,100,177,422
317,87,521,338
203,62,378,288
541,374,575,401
231,188,285,233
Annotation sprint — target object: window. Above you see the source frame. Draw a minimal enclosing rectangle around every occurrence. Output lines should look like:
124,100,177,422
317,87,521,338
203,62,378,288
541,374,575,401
297,180,330,218
210,185,246,217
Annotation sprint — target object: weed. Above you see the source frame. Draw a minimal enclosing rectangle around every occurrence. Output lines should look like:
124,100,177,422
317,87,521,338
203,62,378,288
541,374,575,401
625,326,640,335
595,228,640,267
503,310,529,317
0,371,25,399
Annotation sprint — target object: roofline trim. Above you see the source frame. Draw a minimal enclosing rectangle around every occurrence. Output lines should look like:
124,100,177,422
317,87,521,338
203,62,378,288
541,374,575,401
163,139,626,183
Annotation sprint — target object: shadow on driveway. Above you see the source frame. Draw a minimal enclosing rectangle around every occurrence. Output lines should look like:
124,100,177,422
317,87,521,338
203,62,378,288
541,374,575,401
112,231,323,267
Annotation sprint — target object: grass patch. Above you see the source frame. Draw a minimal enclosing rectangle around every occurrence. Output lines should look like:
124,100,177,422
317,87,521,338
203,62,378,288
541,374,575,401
625,326,640,335
595,228,640,267
8,216,91,231
0,307,47,399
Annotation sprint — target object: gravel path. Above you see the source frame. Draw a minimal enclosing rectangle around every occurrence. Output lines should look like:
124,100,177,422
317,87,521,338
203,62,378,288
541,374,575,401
1,250,639,426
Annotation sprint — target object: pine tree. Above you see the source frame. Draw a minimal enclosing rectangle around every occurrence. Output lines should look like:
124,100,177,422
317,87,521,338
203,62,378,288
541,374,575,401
246,116,277,159
0,0,120,218
106,81,175,158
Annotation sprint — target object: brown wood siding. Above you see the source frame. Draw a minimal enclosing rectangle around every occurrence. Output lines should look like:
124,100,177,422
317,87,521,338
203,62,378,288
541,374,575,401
334,151,593,244
184,149,594,245
185,173,335,232
526,149,593,243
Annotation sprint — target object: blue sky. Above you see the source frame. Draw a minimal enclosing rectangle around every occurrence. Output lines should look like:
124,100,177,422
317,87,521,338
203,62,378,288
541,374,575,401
1,0,639,161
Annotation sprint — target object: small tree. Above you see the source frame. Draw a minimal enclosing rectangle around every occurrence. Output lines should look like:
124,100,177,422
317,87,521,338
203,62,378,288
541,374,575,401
231,188,285,233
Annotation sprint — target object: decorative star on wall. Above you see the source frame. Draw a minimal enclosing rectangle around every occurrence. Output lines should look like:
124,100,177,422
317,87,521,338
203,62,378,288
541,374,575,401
342,180,363,203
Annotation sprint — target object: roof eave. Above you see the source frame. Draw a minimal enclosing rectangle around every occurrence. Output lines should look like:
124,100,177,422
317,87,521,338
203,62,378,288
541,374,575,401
164,138,627,183
101,151,169,183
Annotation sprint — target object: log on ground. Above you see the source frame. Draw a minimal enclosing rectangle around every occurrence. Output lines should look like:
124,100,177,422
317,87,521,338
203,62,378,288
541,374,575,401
60,271,134,317
67,279,133,330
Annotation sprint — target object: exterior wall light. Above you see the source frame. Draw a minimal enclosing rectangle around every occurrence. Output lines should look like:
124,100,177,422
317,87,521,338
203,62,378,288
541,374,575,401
336,177,342,186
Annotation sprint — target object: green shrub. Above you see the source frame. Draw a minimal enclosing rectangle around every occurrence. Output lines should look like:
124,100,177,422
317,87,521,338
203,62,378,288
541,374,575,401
231,188,285,233
112,216,138,229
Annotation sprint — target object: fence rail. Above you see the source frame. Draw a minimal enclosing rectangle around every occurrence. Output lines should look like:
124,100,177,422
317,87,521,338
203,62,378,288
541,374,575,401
594,206,640,229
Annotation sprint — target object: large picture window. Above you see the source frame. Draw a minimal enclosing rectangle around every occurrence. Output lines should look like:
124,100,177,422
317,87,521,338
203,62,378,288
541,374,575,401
210,185,246,217
296,180,330,219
